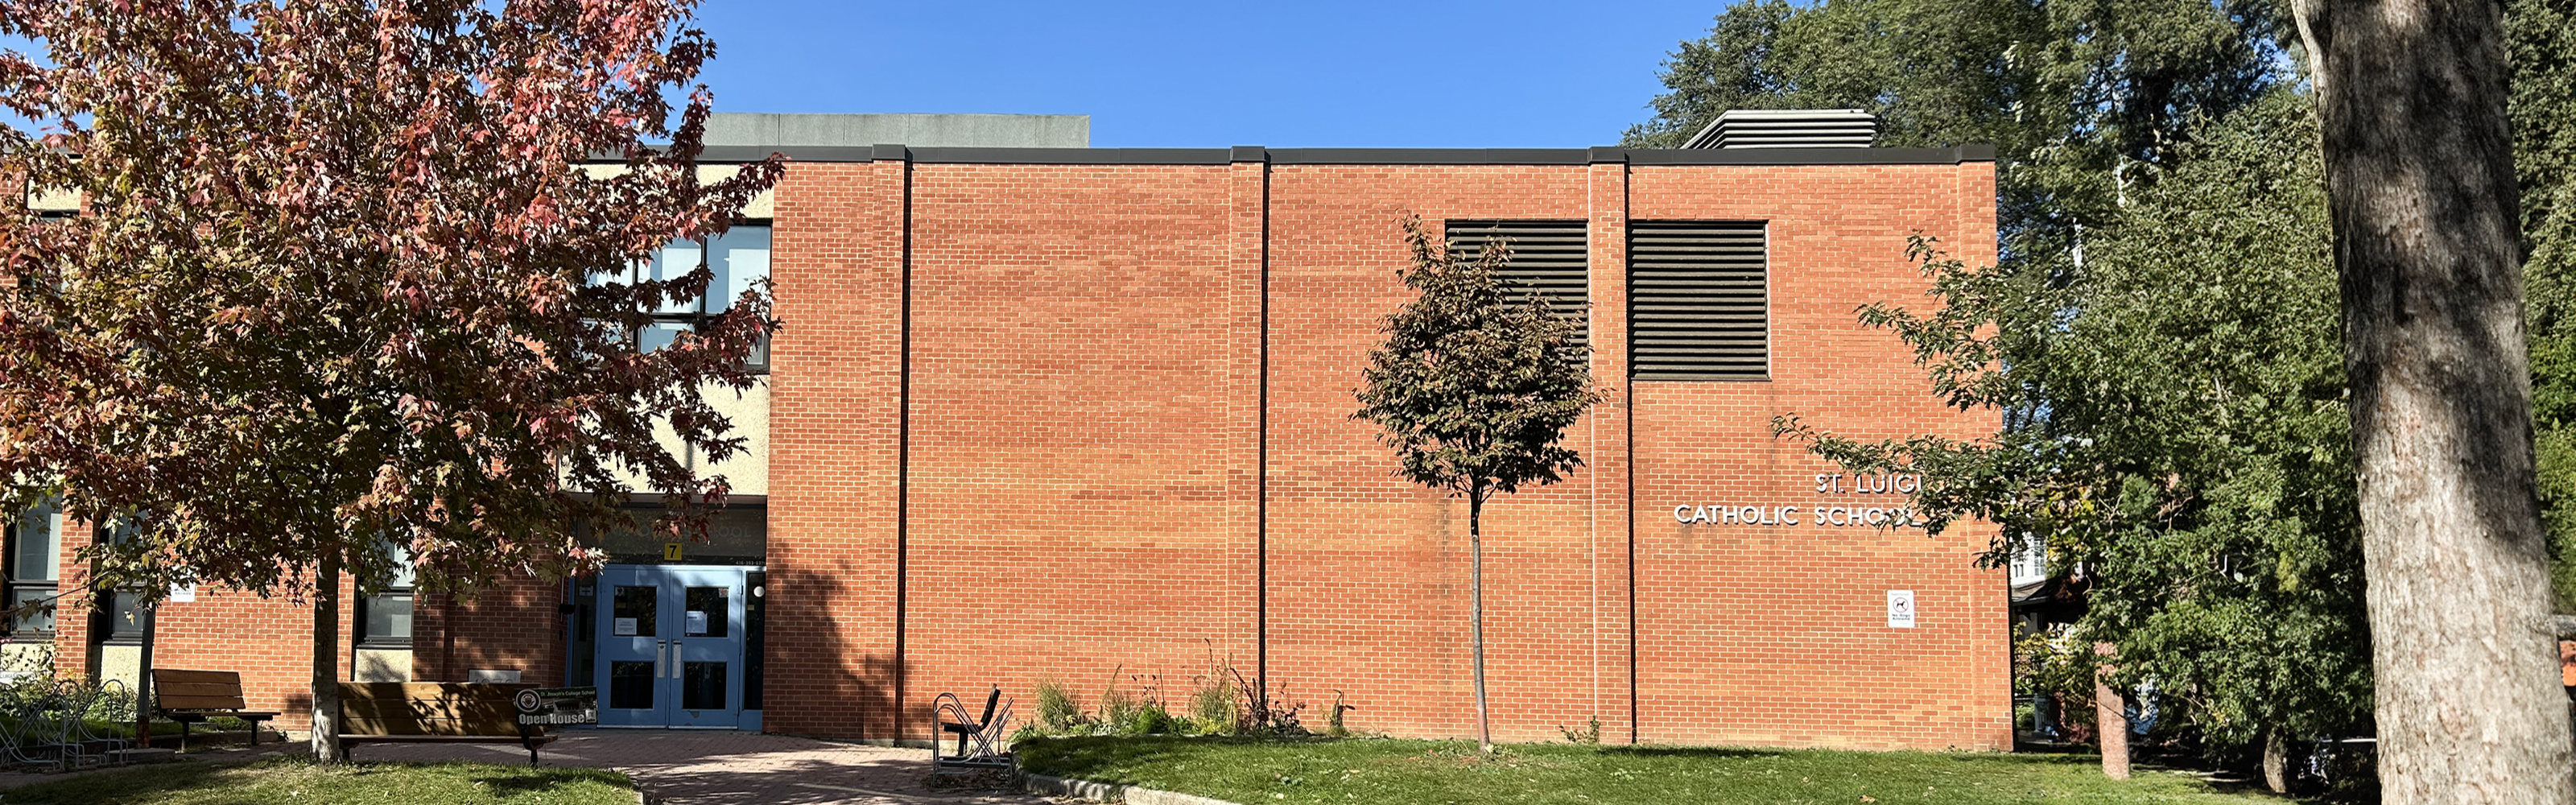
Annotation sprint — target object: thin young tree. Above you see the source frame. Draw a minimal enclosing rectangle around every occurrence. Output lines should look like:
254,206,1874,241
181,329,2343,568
0,1,777,762
2292,0,2576,800
1354,216,1601,753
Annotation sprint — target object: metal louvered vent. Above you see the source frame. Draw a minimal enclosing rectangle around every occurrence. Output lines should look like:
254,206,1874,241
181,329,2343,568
1629,221,1769,381
1445,219,1589,357
1682,109,1878,149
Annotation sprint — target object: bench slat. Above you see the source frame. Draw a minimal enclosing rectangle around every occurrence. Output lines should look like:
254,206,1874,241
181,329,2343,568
157,695,250,711
151,670,242,686
336,682,544,740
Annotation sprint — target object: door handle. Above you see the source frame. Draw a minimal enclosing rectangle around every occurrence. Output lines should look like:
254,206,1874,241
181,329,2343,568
654,640,667,679
670,640,683,678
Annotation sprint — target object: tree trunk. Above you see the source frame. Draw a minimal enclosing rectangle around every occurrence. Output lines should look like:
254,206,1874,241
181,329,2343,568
2264,727,2291,795
2292,0,2576,800
311,549,345,763
1468,489,1492,754
2095,646,2130,781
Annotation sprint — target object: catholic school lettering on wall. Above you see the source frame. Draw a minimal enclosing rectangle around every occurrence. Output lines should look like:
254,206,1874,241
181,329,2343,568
1672,473,1930,530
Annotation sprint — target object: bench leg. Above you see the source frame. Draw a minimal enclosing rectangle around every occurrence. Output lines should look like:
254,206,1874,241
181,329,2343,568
178,720,188,753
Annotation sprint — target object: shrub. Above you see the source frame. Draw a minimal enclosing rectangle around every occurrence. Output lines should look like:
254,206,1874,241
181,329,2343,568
1190,675,1239,735
1034,678,1084,732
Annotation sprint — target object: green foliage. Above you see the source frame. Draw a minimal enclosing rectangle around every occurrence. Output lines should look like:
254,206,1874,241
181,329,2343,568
1034,678,1087,733
1190,676,1241,735
1015,737,2289,805
1645,0,2378,757
1,758,634,805
1781,91,2368,752
1558,716,1602,745
2511,0,2576,613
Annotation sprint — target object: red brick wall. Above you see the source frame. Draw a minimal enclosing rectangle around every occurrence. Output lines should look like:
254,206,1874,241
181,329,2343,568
894,162,1262,735
1260,165,1610,744
764,159,911,739
753,155,2005,750
412,574,567,686
104,574,359,731
1623,163,2007,750
60,153,2006,751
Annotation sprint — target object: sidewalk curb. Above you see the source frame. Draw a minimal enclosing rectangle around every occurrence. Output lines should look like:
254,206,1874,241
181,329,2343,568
1019,771,1245,805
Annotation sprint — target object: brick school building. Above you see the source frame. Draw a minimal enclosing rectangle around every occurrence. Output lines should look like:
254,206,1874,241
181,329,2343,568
6,115,2008,750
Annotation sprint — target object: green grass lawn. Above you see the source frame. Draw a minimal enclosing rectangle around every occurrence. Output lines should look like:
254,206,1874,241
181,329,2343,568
1017,736,2298,805
0,758,635,805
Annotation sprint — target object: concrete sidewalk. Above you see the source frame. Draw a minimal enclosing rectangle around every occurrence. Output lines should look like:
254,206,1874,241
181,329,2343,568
350,730,1042,805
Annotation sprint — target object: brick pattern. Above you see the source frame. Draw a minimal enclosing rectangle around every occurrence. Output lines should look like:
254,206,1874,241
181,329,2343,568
412,572,567,685
72,155,2007,752
764,159,912,740
894,163,1259,733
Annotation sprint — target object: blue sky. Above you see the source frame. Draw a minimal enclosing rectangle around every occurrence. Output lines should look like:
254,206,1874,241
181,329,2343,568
690,2,1727,148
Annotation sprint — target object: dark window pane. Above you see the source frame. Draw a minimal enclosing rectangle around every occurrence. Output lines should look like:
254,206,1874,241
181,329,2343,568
361,592,412,644
104,590,143,639
12,501,59,582
612,585,657,637
609,661,655,710
7,586,53,634
683,586,727,638
682,662,726,711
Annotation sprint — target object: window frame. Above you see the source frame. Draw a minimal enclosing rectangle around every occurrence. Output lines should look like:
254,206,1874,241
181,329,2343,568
2,502,60,638
625,220,773,374
357,588,415,648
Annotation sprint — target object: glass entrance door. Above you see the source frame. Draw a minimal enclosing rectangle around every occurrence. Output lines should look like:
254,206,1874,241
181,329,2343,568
596,564,747,728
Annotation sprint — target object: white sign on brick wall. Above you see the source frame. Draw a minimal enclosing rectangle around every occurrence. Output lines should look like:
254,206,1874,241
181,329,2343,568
1887,589,1916,628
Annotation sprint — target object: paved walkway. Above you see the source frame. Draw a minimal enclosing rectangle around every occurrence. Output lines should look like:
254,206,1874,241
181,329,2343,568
352,730,1045,805
0,731,1049,805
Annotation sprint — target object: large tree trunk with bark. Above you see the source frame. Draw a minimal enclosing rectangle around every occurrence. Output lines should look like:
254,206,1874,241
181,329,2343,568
2264,729,2291,794
311,550,345,763
2292,0,2576,801
2095,643,2130,780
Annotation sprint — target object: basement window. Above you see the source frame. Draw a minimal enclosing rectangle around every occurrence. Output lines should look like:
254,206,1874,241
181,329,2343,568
1628,221,1770,381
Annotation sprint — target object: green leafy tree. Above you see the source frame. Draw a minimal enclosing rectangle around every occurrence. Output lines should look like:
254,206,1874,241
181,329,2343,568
0,0,777,762
1779,91,2370,767
1637,0,2370,775
2511,0,2576,613
1353,216,1601,753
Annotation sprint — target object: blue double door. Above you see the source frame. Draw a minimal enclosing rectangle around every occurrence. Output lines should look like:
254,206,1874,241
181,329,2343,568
596,565,752,729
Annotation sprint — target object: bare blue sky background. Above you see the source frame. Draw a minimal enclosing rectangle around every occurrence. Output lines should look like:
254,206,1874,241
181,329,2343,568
690,2,1725,148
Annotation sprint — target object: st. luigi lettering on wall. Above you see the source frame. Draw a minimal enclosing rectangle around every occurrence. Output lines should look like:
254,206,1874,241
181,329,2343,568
1672,473,1930,530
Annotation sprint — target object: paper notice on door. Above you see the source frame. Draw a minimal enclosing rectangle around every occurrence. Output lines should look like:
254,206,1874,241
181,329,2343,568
686,610,708,635
613,617,638,637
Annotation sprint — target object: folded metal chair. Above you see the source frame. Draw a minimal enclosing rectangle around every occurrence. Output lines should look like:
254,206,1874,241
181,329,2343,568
931,686,1014,775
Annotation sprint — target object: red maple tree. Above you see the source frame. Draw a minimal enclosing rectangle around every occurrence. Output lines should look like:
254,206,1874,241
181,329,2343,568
0,0,778,759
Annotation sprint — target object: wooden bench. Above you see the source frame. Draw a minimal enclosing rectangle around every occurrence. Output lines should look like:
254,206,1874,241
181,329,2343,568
336,682,557,765
150,669,280,749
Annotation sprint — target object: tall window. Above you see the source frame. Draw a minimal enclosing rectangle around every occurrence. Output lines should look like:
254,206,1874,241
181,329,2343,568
5,500,60,636
358,546,417,646
619,224,772,370
97,519,143,642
